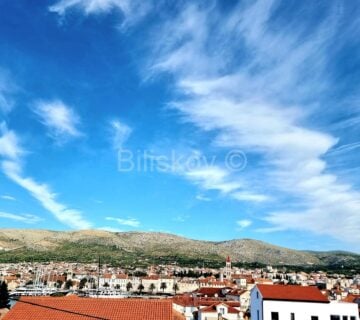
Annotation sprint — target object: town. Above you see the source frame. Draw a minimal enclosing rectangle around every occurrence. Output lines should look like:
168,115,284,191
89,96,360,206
1,0,360,319
0,257,359,319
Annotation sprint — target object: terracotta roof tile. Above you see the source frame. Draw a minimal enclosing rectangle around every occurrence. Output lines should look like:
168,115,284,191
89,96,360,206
4,296,173,320
200,303,239,314
257,284,329,303
195,287,225,297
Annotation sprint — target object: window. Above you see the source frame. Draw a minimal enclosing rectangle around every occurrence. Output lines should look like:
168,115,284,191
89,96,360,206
219,308,225,315
330,316,340,320
350,317,355,320
257,291,259,299
291,313,295,320
311,317,319,320
342,316,348,320
271,312,279,320
257,310,260,320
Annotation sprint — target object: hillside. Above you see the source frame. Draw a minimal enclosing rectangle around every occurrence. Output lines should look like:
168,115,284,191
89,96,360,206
0,229,359,270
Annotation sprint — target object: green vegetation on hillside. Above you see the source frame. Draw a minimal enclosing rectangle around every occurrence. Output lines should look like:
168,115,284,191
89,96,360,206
0,229,359,271
0,242,224,268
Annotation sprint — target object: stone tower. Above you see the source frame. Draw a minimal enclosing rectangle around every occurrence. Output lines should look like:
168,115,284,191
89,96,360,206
224,256,231,280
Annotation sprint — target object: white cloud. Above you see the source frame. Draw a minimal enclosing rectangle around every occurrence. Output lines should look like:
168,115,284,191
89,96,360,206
146,145,268,202
0,123,24,160
106,216,140,227
110,119,131,150
236,219,252,229
231,192,270,203
49,0,128,15
0,211,42,224
146,1,360,243
0,195,16,201
49,0,151,27
195,194,211,202
328,141,360,155
2,160,92,229
185,166,242,194
0,125,92,229
33,100,82,142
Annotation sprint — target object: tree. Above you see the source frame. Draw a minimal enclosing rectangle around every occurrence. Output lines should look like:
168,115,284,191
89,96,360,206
137,283,144,294
64,279,73,290
56,280,63,288
160,282,167,293
79,278,87,290
103,282,110,288
115,284,121,290
173,283,179,295
126,281,133,292
0,281,10,309
149,283,156,294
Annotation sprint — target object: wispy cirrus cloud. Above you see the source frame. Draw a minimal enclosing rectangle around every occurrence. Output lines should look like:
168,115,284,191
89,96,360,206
231,192,270,203
0,123,24,160
0,124,92,229
106,216,140,227
33,100,82,143
49,0,151,28
45,0,360,246
144,144,271,202
236,219,252,230
110,119,131,150
0,195,16,201
195,194,211,202
0,211,42,224
184,166,241,194
145,1,360,243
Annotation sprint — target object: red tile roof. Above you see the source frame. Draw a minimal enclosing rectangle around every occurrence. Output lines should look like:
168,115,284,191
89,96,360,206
195,287,225,297
342,294,360,304
3,296,173,320
173,295,240,308
227,289,247,296
257,284,329,303
200,303,239,314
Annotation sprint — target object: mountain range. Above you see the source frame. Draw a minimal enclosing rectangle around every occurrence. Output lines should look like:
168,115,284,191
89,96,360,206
0,229,359,270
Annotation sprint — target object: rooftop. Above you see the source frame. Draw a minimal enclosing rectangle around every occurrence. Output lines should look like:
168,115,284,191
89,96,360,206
3,296,173,320
257,284,329,303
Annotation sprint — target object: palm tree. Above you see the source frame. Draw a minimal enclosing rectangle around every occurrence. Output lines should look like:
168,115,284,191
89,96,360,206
64,279,73,290
126,281,133,292
149,283,156,294
173,283,179,295
160,282,167,293
79,278,87,290
137,283,144,294
56,280,63,288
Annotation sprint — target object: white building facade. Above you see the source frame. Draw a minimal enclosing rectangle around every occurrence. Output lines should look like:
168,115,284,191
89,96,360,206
251,284,359,320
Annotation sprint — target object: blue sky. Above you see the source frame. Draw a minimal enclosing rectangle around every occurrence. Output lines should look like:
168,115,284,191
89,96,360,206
0,0,359,252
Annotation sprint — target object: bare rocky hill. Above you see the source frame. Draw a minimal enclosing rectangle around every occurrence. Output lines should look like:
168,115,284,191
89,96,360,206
0,229,358,268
